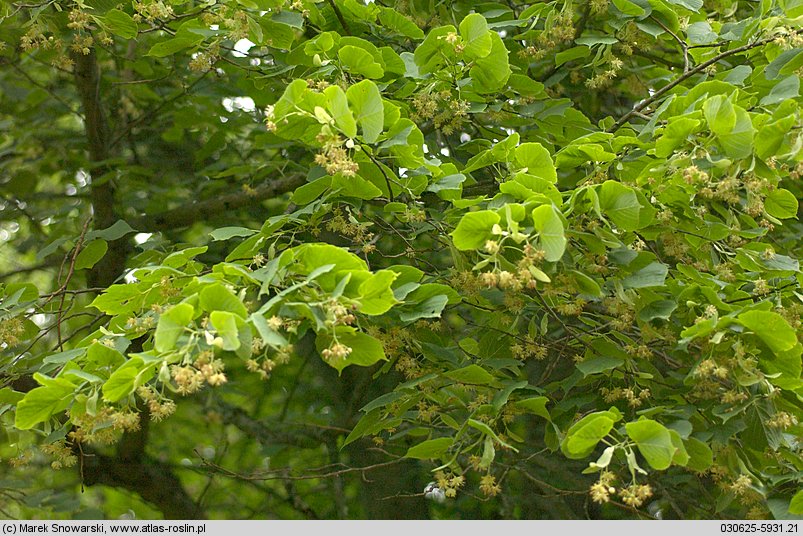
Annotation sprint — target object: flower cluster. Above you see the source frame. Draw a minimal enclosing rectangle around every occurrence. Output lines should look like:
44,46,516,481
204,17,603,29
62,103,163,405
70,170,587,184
132,0,174,22
321,342,352,364
40,441,78,470
137,386,177,422
586,57,624,90
325,208,375,244
479,474,502,497
589,471,617,503
20,26,58,52
69,408,119,445
601,386,651,408
67,9,93,31
111,409,141,432
510,337,548,361
189,45,220,73
411,91,469,135
171,355,227,395
434,470,465,498
619,483,653,507
0,316,26,347
125,314,156,334
314,134,359,177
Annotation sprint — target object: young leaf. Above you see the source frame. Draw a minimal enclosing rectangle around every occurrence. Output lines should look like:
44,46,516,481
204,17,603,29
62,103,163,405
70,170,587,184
451,210,500,250
324,85,358,139
405,437,453,459
346,80,384,143
200,283,248,318
561,412,616,459
625,419,676,470
531,204,566,262
154,303,194,353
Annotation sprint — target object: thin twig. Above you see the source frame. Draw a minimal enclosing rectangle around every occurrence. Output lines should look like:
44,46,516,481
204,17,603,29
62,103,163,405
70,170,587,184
326,0,351,35
610,32,795,132
650,15,689,73
55,218,92,350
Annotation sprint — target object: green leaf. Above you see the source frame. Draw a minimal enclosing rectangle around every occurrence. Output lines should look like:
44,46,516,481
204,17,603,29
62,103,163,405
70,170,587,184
15,377,76,429
458,13,492,60
654,117,701,158
626,419,676,470
200,283,248,318
638,299,677,322
514,143,557,183
622,262,668,289
343,408,387,447
760,75,800,106
414,25,455,74
571,270,602,297
451,210,500,251
738,311,798,355
331,174,383,200
291,243,367,289
612,0,646,15
346,80,384,143
104,9,137,39
102,358,156,403
209,310,241,351
561,412,615,460
687,21,717,44
577,355,624,376
0,387,24,404
718,105,754,159
443,364,496,385
703,95,736,134
147,36,203,57
251,313,289,347
469,32,511,93
87,342,124,367
467,419,518,452
74,239,108,270
764,189,799,219
531,204,566,262
684,437,713,472
154,303,194,353
515,396,550,420
316,330,387,373
292,177,332,205
491,380,528,411
378,8,424,39
338,45,385,79
358,270,398,315
324,85,357,139
790,490,803,515
209,227,258,241
304,31,335,55
405,437,453,459
555,45,590,67
43,348,86,365
598,181,641,231
667,0,703,9
756,116,795,159
668,429,689,466
765,49,803,80
398,294,449,322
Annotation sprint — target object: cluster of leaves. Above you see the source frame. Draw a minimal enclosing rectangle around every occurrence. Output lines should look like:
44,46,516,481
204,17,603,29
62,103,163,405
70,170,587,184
0,0,802,520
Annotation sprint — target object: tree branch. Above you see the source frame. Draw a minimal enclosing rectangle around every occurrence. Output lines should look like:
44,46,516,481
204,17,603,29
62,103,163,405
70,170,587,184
72,49,127,287
609,33,791,133
326,0,351,35
82,451,204,519
214,399,324,448
131,174,306,232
